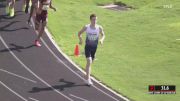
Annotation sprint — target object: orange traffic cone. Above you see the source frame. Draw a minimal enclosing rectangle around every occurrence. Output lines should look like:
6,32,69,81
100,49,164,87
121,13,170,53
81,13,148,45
74,44,80,56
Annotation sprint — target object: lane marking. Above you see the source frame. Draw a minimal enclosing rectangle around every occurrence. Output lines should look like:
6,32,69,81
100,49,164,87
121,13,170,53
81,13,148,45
29,97,39,101
69,94,88,101
0,68,37,83
0,81,28,101
0,36,73,101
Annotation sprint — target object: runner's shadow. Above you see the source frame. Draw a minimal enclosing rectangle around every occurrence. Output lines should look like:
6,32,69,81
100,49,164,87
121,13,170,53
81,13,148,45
0,20,19,28
29,79,88,93
0,15,14,20
0,21,29,32
0,43,35,53
0,13,23,20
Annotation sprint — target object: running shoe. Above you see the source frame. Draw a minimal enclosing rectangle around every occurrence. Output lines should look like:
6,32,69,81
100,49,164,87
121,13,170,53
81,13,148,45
35,40,41,47
85,79,93,86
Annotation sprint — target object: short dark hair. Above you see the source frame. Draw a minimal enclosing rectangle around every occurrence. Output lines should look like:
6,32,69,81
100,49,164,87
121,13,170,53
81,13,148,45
90,14,97,20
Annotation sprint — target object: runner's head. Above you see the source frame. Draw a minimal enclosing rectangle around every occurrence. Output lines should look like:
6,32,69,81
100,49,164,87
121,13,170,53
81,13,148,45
90,14,97,25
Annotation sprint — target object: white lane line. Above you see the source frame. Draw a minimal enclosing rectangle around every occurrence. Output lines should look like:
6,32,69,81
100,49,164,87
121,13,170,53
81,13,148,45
92,85,119,101
40,38,86,80
0,68,37,83
69,94,88,101
40,33,120,101
0,81,28,101
29,97,39,101
0,36,73,101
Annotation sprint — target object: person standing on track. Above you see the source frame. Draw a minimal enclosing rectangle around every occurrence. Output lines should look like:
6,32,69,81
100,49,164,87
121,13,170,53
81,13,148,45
78,14,105,85
33,0,56,47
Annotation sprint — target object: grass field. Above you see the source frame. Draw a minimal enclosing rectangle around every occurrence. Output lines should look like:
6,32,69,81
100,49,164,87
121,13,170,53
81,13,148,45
47,0,180,101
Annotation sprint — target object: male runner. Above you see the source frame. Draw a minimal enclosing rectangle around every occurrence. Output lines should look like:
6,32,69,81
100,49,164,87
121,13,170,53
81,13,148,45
78,14,105,85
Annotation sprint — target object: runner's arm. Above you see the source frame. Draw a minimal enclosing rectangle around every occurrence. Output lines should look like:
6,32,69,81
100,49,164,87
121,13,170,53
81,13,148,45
99,26,105,45
49,1,56,11
78,26,87,45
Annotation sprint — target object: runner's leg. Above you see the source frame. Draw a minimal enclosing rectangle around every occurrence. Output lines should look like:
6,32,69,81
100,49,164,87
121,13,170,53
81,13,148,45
9,0,15,17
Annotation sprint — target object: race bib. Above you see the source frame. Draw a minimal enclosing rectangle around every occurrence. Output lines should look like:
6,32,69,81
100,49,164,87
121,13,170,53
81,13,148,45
87,34,98,41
